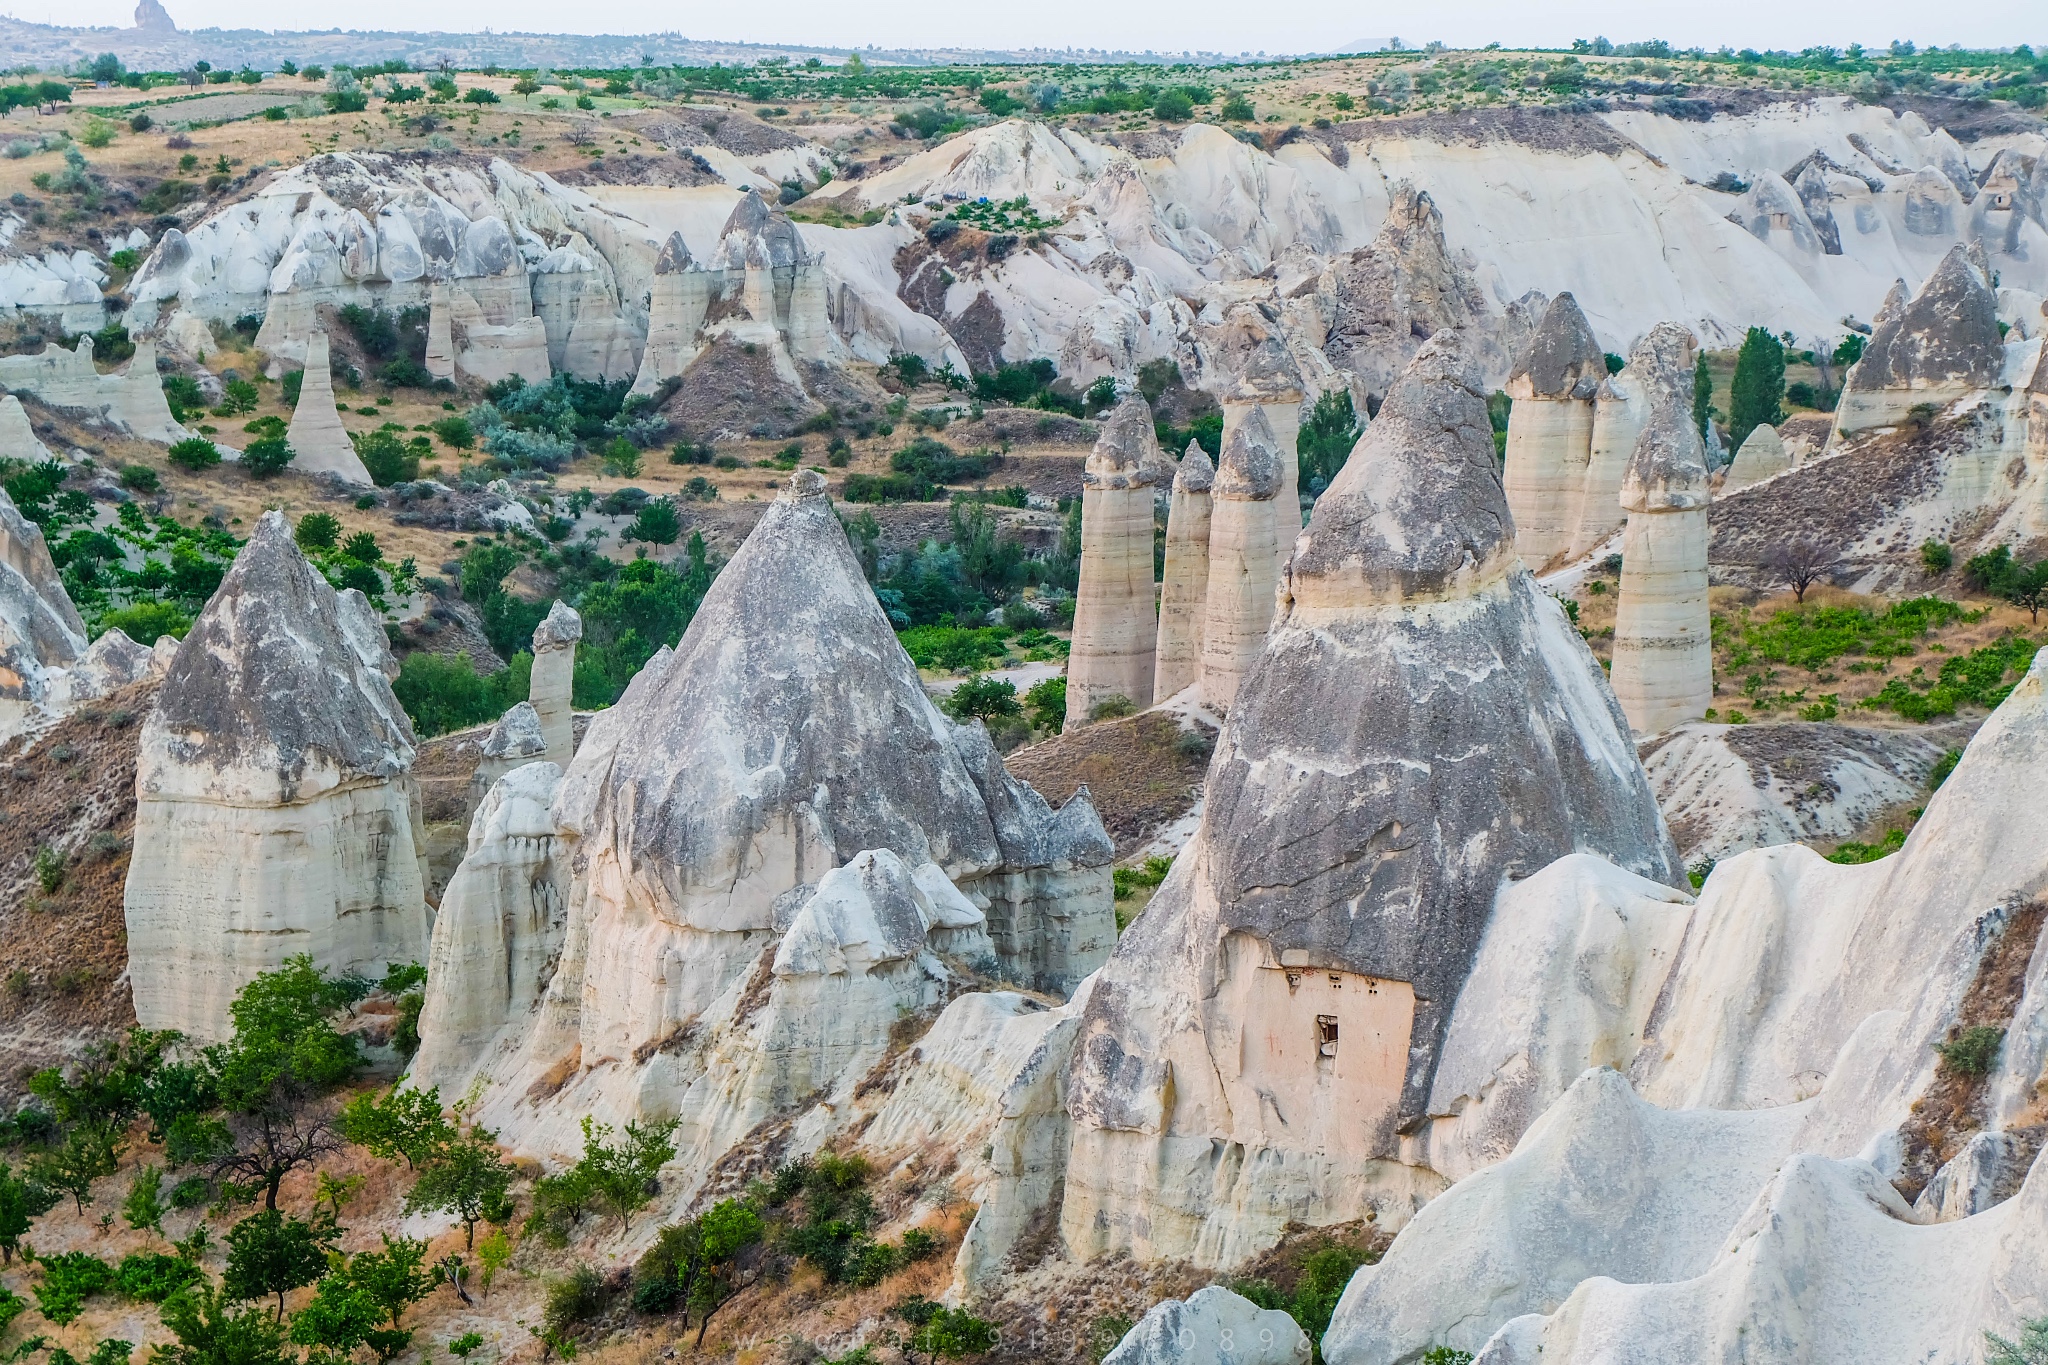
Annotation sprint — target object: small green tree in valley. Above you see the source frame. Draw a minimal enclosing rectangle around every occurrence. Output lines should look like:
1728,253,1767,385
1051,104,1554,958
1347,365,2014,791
403,1125,516,1249
223,1209,337,1319
123,1165,167,1237
337,1086,454,1171
155,1284,292,1365
1296,387,1361,496
1727,327,1787,452
1691,350,1713,442
1,1163,60,1263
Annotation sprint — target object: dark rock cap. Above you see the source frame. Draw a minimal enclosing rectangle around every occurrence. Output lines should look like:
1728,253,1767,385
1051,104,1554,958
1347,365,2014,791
1847,244,2002,392
1084,395,1166,489
654,231,694,275
715,187,811,270
1619,323,1711,513
1213,406,1281,500
1174,441,1215,494
1289,333,1512,604
1509,291,1606,400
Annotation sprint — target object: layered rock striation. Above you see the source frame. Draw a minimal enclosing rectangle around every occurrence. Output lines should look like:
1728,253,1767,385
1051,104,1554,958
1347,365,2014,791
1197,407,1283,714
1609,324,1714,736
1500,292,1605,568
1153,443,1214,702
1068,397,1167,726
1055,337,1681,1267
1835,242,2005,435
124,511,427,1041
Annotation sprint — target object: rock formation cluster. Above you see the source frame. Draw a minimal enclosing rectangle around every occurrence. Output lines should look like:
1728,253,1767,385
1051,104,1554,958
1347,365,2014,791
123,512,428,1041
1609,324,1715,736
1835,242,2004,435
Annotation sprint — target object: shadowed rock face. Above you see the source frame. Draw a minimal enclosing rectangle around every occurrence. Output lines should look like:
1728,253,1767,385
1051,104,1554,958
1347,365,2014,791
1846,244,2003,392
145,511,415,805
1509,292,1606,400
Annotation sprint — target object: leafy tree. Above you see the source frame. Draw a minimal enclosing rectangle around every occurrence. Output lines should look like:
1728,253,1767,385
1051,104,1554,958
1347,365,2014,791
224,1210,337,1318
350,429,418,486
1832,333,1865,368
391,651,529,738
474,1228,512,1300
155,1285,292,1365
0,1163,60,1262
1691,350,1713,442
1023,675,1067,732
337,1086,454,1171
1920,540,1953,575
901,1303,997,1364
403,1126,516,1249
123,1164,167,1236
628,496,680,545
287,1277,388,1363
1297,388,1361,496
578,1115,677,1235
1727,327,1787,452
293,514,341,552
28,1030,177,1211
240,436,296,479
944,675,1022,724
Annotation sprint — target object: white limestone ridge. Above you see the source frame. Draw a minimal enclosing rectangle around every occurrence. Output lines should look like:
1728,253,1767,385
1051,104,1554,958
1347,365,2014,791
414,470,1113,1161
123,511,428,1042
1036,336,1682,1270
1321,644,2048,1364
0,335,190,443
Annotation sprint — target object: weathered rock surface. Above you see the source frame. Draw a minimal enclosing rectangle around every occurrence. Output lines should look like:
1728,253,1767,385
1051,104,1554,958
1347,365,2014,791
1609,324,1713,736
1068,397,1164,726
0,486,87,743
424,471,1112,1158
1197,406,1281,714
1105,1287,1311,1365
0,394,53,463
283,333,374,484
1720,421,1791,492
1154,443,1214,701
1501,292,1605,568
124,511,427,1041
1836,242,2005,434
1054,337,1680,1268
529,599,580,764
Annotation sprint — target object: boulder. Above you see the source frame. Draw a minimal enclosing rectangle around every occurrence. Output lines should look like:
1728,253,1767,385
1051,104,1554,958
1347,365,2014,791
1720,421,1790,492
1104,1287,1311,1365
1068,397,1165,726
467,700,547,816
1154,442,1214,702
1059,336,1680,1268
1609,324,1712,736
124,511,427,1041
1501,292,1604,568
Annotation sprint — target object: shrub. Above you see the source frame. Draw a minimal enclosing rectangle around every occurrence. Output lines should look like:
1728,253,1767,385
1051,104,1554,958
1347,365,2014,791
241,436,296,479
33,1250,115,1324
1087,694,1136,722
118,464,159,493
114,1252,202,1303
99,601,191,641
1112,856,1172,901
1827,828,1906,864
129,112,153,132
294,512,341,551
1984,1315,2048,1365
1420,1352,1474,1365
325,88,368,112
1219,92,1255,120
167,437,220,471
1154,89,1195,120
1935,1025,2004,1077
543,1264,610,1340
1927,748,1962,791
391,651,529,738
431,416,473,449
1024,675,1066,731
462,87,500,104
351,428,419,486
1921,540,1953,575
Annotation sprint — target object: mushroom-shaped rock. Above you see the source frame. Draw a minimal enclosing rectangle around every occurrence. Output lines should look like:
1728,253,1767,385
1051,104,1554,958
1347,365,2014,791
1198,406,1282,713
125,511,427,1041
1215,307,1307,555
1154,442,1215,701
1503,292,1605,567
529,600,581,764
1610,324,1713,736
1837,244,2003,434
1057,335,1680,1268
1068,396,1165,727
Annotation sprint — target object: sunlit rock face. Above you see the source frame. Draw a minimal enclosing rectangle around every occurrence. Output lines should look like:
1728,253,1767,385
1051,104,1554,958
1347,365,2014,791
124,512,427,1042
1500,291,1605,569
1068,397,1168,726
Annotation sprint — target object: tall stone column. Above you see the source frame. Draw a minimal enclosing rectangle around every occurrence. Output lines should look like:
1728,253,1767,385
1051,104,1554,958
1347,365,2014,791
631,232,712,396
1199,406,1282,713
1569,370,1646,559
1218,323,1306,570
284,333,374,485
1501,292,1604,567
530,600,582,764
424,282,455,381
1153,442,1214,703
1066,397,1165,729
1610,324,1714,736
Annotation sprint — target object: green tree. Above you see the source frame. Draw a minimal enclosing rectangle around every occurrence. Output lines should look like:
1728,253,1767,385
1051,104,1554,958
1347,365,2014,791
403,1127,516,1249
1691,350,1713,442
288,1277,390,1364
240,436,296,479
576,1115,678,1235
1296,388,1361,496
337,1085,454,1171
1727,327,1787,452
1023,675,1067,732
293,514,341,552
345,1235,434,1329
349,429,418,486
628,496,680,545
167,436,222,472
0,1163,60,1263
153,1284,291,1365
944,675,1022,724
474,1228,512,1300
1986,1317,2048,1365
123,1164,167,1236
223,1210,337,1319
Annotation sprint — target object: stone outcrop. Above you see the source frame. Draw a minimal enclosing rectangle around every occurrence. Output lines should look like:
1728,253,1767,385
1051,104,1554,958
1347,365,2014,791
0,335,188,442
706,189,833,362
1720,420,1790,491
0,486,87,742
1500,292,1605,568
1153,443,1214,702
630,232,713,396
1068,397,1165,726
1105,1287,1311,1365
1566,367,1645,558
124,511,427,1041
1053,336,1680,1267
283,333,374,484
1197,407,1282,713
0,395,52,463
1835,243,2004,435
1609,324,1713,736
529,600,580,764
1214,306,1307,553
423,472,1113,1157
467,700,546,817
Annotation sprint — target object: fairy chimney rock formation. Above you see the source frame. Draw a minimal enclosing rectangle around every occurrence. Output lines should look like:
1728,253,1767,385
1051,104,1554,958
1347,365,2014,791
0,395,52,463
1199,407,1283,713
529,600,581,764
1502,292,1605,567
708,189,831,361
1057,334,1681,1268
125,511,428,1042
631,232,713,395
1218,316,1307,554
426,470,1114,1143
1722,422,1791,493
1610,324,1714,736
424,283,455,380
1067,397,1165,728
1570,363,1649,559
1154,442,1215,703
285,333,375,484
1836,244,2004,435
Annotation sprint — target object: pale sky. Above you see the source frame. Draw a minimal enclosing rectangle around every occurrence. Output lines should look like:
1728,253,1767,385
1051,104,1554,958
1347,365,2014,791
29,0,2048,57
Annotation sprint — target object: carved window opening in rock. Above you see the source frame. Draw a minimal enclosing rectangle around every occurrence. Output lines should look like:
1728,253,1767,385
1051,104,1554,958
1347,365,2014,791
1767,212,1792,231
1316,1014,1339,1058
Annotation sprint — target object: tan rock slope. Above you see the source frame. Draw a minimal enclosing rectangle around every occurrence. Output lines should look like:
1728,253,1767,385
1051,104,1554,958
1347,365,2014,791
1051,336,1681,1267
124,511,428,1041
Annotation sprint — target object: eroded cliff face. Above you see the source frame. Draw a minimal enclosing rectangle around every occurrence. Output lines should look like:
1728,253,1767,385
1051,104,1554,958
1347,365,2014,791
419,471,1114,1161
1049,337,1681,1269
124,511,428,1042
